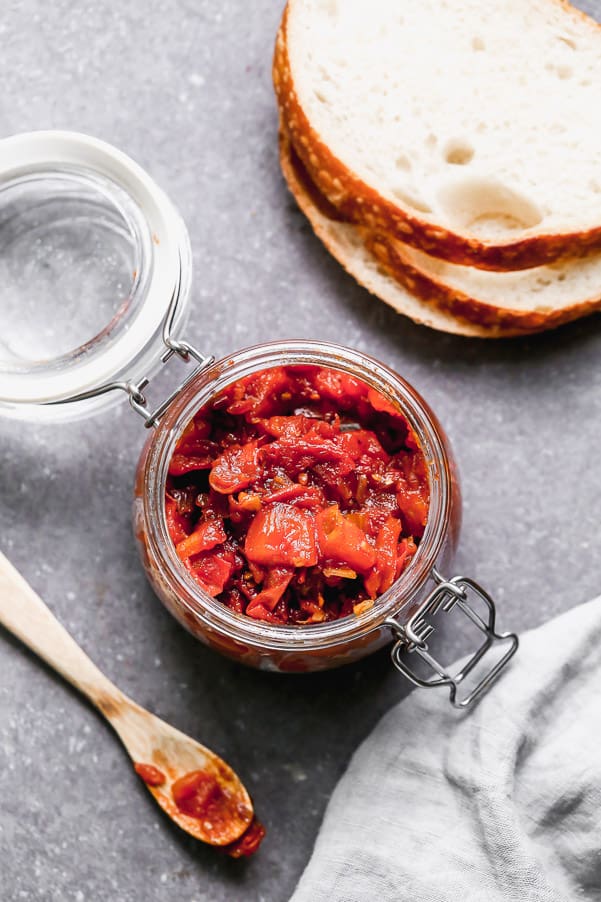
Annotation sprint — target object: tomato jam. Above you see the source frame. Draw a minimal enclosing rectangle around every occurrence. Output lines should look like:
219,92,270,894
134,763,166,786
164,365,429,625
224,816,266,858
171,769,265,857
171,769,228,820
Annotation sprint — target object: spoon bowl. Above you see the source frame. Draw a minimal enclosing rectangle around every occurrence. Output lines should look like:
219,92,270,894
102,696,254,846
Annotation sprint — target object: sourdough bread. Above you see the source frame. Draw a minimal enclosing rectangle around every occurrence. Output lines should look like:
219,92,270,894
365,232,601,331
281,130,601,335
279,130,522,338
275,0,601,271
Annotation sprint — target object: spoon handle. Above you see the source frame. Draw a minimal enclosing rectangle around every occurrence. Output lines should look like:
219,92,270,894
0,551,125,713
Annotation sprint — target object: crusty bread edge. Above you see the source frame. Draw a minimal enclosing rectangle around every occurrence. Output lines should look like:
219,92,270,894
282,128,601,334
274,1,601,273
364,230,601,331
279,127,533,339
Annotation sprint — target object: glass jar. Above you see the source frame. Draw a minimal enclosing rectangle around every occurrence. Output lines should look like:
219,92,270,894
133,339,460,670
0,130,517,709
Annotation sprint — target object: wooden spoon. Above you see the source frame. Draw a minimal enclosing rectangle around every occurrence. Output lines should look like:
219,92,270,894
0,551,261,854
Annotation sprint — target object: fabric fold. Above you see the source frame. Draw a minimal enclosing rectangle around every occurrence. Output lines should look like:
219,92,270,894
290,598,601,902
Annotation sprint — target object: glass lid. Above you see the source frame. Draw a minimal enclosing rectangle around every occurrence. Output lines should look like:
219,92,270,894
0,131,192,421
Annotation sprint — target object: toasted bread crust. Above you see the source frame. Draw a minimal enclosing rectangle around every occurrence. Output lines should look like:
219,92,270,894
280,128,601,336
363,230,601,331
279,128,533,338
274,1,601,273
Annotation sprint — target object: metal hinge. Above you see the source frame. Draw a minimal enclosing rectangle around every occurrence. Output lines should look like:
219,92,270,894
386,570,519,709
123,339,214,428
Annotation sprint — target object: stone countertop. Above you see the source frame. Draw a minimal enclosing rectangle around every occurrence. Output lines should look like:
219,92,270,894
0,1,599,899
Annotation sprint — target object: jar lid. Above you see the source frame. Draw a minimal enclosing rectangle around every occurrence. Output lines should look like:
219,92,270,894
0,131,192,421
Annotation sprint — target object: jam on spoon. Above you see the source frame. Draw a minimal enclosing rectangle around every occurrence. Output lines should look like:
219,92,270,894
0,551,264,856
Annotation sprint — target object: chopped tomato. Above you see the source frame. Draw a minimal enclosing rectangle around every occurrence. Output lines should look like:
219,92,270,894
367,387,401,417
165,365,429,624
165,496,191,545
210,441,261,494
186,552,234,596
364,515,402,598
316,505,377,574
245,504,317,568
169,447,217,476
258,414,337,441
338,429,389,466
397,485,429,538
260,437,354,475
246,567,294,619
313,369,366,405
224,817,266,858
224,367,289,417
263,483,325,509
176,517,227,561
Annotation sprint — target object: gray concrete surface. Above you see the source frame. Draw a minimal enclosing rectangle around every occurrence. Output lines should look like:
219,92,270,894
0,1,599,899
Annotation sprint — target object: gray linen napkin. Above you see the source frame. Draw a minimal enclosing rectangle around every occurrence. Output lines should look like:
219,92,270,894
290,598,601,902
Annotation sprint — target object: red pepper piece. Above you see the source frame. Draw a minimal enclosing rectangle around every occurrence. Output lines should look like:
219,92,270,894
210,441,261,494
316,505,377,574
177,416,211,445
175,423,216,457
169,438,219,475
338,429,390,465
245,504,318,568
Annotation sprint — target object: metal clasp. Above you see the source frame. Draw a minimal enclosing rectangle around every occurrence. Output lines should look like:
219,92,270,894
123,341,213,428
386,570,518,709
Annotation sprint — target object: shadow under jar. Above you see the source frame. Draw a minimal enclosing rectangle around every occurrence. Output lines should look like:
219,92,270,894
0,131,517,710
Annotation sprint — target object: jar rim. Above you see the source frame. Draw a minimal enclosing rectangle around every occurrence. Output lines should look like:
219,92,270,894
142,340,454,652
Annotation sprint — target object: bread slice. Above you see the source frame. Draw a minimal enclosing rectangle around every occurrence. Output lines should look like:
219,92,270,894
280,129,601,335
365,231,601,331
274,0,601,272
279,129,523,338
